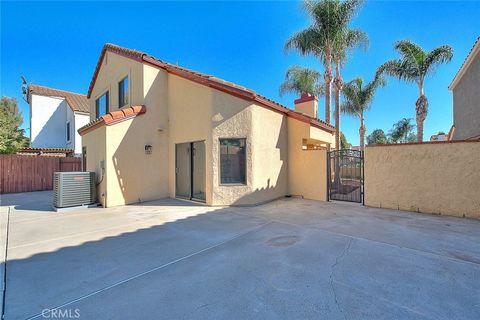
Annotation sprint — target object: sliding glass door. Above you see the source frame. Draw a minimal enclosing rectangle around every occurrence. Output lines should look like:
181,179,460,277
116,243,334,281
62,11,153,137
175,143,191,199
175,141,206,202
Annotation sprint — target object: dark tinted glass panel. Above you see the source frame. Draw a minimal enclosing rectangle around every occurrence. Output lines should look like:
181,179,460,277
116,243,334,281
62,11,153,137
95,92,109,118
220,139,246,184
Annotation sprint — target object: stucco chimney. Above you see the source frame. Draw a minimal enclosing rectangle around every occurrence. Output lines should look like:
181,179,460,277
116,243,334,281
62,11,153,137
294,93,318,119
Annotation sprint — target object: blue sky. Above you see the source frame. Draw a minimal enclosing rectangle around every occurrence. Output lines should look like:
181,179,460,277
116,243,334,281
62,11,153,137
1,1,479,145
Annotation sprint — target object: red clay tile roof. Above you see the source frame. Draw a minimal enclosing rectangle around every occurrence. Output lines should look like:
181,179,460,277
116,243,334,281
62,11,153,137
449,36,480,90
28,85,89,113
87,43,335,133
78,105,146,135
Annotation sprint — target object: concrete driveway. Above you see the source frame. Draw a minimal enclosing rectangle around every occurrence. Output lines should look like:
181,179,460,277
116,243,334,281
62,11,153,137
1,191,480,320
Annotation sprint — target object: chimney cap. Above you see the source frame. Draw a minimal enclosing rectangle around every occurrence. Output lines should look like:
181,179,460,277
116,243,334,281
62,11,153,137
294,93,318,104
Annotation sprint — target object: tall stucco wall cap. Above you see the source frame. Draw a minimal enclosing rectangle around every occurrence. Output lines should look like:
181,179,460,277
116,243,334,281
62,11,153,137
86,43,335,133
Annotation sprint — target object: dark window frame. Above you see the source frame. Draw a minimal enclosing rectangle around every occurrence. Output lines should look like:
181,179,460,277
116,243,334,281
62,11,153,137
219,138,247,185
118,76,129,107
66,121,71,142
95,91,109,118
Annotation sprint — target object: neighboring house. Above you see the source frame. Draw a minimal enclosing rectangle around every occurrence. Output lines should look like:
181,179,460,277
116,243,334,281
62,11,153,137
449,36,480,140
79,44,335,207
430,132,447,141
28,85,90,154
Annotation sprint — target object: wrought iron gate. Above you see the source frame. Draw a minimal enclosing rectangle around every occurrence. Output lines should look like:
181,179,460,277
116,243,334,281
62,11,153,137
327,149,364,204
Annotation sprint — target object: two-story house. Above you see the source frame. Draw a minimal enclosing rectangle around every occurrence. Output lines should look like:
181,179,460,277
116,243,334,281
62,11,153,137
79,44,335,208
449,36,480,140
27,85,90,154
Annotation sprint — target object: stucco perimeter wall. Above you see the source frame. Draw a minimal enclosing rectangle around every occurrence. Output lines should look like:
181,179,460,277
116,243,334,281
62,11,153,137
82,126,106,206
365,141,480,219
287,118,327,201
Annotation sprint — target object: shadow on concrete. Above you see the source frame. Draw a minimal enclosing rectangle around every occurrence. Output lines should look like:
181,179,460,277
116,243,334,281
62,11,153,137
0,191,55,212
2,200,268,319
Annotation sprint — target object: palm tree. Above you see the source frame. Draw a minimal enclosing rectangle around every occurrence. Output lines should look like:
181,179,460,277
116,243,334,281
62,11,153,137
285,0,362,125
279,66,323,97
342,73,385,151
333,27,368,151
377,40,453,141
389,118,416,143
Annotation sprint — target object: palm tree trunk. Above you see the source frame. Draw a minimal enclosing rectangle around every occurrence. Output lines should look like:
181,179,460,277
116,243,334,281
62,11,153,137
415,84,428,142
359,114,365,152
333,62,343,187
324,51,333,125
333,62,343,151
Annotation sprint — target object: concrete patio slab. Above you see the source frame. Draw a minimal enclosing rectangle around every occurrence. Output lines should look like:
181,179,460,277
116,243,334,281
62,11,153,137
1,191,479,319
0,205,10,318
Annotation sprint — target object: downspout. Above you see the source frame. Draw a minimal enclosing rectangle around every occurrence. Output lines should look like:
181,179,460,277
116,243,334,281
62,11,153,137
96,166,105,208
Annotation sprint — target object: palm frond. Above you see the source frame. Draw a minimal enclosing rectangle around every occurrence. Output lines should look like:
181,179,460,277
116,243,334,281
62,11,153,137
394,40,426,66
377,59,418,83
363,73,386,104
423,45,453,76
342,71,384,117
285,27,327,61
279,65,322,97
333,28,369,64
338,0,364,25
341,99,359,116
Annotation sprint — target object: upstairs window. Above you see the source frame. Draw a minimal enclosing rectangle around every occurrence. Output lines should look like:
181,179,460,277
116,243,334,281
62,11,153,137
66,121,71,142
118,76,129,107
95,91,109,118
219,138,246,185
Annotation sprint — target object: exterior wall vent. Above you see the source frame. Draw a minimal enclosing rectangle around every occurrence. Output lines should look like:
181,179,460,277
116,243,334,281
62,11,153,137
53,172,96,208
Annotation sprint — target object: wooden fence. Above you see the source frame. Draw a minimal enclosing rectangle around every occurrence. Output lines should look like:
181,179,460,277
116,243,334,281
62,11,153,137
0,155,82,194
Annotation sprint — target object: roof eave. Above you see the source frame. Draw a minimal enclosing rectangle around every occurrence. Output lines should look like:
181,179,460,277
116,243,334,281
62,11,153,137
449,37,480,90
78,105,146,136
88,44,335,133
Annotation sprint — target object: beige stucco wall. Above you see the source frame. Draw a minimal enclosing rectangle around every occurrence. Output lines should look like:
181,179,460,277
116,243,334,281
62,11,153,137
103,64,169,207
453,50,480,140
89,51,144,121
310,126,335,145
84,57,169,207
167,74,213,204
287,117,328,201
294,99,318,118
364,142,480,219
81,126,106,206
168,74,289,206
240,105,288,205
85,51,332,207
